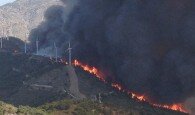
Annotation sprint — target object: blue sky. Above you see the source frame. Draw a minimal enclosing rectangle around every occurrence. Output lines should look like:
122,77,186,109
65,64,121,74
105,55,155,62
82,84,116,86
0,0,16,6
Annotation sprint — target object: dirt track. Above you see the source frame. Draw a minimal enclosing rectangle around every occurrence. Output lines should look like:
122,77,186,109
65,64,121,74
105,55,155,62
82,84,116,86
67,65,86,99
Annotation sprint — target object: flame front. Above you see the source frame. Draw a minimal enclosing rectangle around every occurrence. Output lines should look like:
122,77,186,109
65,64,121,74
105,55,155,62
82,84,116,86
73,60,105,82
73,59,187,113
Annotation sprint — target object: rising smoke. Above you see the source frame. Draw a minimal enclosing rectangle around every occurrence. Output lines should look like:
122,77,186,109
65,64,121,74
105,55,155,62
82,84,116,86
29,0,78,56
30,0,195,104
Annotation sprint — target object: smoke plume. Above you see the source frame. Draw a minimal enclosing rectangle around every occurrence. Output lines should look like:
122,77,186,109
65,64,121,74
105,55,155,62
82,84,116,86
66,0,195,104
29,0,78,56
30,0,195,105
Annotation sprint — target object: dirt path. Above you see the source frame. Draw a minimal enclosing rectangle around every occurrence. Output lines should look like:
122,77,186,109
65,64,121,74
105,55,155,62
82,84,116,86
67,65,86,99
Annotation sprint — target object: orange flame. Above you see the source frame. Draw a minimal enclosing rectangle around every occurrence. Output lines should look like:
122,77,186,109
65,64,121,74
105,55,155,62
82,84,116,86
153,104,185,112
73,59,187,113
73,60,105,82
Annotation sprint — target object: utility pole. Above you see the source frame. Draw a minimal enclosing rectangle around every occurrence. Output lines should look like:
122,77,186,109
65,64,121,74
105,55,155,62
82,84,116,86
68,42,72,65
7,22,12,40
24,40,27,53
36,38,39,55
5,25,10,40
5,29,7,40
0,37,2,49
7,29,9,40
1,29,4,49
24,33,28,54
54,42,57,62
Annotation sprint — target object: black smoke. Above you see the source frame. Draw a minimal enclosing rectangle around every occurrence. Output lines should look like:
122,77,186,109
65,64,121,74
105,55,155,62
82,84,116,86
31,0,195,104
66,0,195,104
29,5,69,55
29,0,78,56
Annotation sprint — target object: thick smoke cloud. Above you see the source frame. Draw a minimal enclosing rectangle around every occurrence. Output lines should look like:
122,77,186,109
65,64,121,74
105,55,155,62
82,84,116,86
29,0,78,56
30,0,195,104
29,5,67,56
66,0,195,104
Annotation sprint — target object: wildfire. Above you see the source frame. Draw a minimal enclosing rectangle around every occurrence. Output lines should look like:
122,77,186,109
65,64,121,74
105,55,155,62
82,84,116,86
73,59,187,113
73,60,105,82
131,93,146,101
153,104,186,113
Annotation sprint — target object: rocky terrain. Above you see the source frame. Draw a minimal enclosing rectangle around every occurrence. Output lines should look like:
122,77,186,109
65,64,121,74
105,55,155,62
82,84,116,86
0,0,63,41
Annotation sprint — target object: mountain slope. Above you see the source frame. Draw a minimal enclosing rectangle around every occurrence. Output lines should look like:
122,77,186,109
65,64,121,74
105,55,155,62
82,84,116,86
0,0,63,41
0,51,188,115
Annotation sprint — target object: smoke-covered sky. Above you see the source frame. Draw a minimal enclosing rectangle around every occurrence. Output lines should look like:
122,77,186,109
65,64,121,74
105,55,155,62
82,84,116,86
30,0,195,105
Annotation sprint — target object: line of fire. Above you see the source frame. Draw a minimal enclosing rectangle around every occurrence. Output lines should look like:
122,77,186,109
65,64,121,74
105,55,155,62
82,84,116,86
0,37,188,114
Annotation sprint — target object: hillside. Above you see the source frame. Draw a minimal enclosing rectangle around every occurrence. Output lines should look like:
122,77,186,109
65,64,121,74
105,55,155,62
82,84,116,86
0,0,63,41
0,99,187,115
0,98,188,115
0,37,24,52
0,51,188,115
0,101,46,115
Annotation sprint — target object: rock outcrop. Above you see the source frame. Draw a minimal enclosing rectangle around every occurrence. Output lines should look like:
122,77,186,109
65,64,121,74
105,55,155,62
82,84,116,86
0,0,63,41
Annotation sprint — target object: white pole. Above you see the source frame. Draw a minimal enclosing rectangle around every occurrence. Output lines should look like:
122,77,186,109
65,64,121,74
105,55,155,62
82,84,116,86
1,28,4,49
54,42,57,62
68,42,72,65
7,22,11,40
1,29,3,48
0,37,2,49
24,40,27,53
36,38,39,55
98,93,102,103
5,26,9,40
